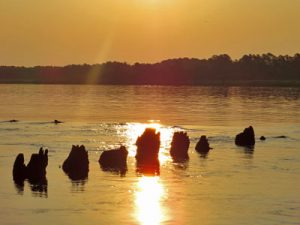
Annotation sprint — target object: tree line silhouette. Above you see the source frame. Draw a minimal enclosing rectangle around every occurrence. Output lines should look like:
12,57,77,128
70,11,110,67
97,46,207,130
1,53,300,85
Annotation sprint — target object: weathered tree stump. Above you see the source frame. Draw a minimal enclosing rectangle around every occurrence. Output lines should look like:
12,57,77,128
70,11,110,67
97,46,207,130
235,126,255,146
12,147,48,184
195,135,212,154
170,131,190,161
99,146,128,174
62,145,89,180
135,128,160,175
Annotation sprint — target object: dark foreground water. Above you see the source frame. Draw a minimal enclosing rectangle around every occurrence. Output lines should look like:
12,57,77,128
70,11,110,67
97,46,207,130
0,85,299,225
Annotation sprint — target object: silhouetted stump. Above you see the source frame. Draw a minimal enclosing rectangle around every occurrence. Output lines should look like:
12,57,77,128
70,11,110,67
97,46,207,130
170,132,190,162
13,148,48,184
26,148,48,182
195,135,212,154
62,145,89,180
13,153,27,183
260,136,266,141
135,128,160,164
135,128,160,175
54,120,63,124
99,146,128,175
235,126,255,146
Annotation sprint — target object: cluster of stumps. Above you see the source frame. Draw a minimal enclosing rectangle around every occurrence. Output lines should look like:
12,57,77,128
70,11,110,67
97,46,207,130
13,126,256,184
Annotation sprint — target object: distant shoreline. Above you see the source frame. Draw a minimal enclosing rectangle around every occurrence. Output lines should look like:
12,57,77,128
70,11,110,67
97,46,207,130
1,54,300,86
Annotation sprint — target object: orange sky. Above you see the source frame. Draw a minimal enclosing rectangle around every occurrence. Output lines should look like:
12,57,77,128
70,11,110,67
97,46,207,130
0,0,299,66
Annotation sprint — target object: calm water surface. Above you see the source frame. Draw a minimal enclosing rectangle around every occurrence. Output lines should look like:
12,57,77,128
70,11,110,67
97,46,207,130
0,85,299,225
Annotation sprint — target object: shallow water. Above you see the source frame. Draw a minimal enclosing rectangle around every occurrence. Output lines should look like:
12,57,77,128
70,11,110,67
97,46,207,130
0,85,299,225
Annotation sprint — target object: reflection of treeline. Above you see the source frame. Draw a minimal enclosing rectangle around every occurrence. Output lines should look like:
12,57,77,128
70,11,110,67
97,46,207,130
1,53,300,85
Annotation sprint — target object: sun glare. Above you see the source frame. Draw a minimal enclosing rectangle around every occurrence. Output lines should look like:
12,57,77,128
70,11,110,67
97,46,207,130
124,122,175,163
135,176,166,225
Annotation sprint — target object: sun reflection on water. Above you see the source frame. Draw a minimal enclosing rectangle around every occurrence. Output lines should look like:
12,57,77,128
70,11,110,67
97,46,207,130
135,176,167,225
123,122,176,163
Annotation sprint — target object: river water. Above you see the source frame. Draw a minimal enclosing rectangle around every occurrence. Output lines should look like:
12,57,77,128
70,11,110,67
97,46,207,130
0,85,299,225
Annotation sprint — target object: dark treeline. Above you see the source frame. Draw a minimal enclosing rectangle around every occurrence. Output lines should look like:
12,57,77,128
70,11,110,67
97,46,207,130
1,53,300,86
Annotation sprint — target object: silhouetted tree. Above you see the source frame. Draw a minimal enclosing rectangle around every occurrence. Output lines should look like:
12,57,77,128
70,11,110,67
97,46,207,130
1,54,300,85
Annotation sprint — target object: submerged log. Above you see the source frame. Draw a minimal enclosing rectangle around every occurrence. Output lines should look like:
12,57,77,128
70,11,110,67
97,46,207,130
170,132,190,161
235,126,255,146
62,145,89,180
274,135,287,139
99,146,128,174
195,135,212,154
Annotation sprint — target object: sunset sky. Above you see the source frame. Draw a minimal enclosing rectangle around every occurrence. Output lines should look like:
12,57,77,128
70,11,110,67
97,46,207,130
0,0,299,66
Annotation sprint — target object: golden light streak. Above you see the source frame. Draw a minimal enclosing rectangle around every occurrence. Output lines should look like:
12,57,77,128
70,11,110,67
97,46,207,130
134,176,167,225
